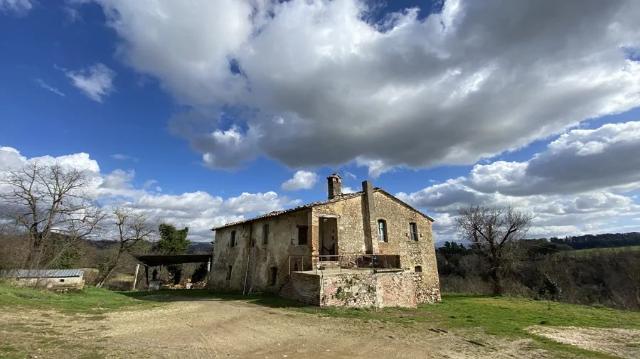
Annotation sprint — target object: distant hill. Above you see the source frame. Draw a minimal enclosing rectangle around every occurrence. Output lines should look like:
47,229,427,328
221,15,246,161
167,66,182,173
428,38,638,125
541,232,640,250
187,242,212,254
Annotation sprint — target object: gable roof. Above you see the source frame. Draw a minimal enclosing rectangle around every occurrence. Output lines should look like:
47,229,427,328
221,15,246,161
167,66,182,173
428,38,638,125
212,188,433,231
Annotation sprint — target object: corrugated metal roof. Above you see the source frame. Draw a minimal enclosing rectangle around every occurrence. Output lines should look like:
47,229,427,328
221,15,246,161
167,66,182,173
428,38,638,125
0,269,84,278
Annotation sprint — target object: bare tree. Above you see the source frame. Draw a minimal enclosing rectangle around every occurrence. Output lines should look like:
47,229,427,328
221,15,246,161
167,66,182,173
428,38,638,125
0,162,104,269
96,209,153,288
456,206,532,295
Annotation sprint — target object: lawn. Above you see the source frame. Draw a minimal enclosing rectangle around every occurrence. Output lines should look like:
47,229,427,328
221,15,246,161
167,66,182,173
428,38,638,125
294,294,640,358
0,281,156,314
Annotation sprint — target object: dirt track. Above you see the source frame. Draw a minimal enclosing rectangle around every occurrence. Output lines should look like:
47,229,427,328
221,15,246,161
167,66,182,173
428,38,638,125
101,298,548,358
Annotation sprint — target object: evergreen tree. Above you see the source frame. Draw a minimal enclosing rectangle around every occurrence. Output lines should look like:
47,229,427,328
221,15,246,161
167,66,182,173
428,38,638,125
156,224,190,284
157,224,190,254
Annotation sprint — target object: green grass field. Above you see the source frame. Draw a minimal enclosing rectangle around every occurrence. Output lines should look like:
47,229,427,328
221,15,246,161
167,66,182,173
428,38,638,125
0,282,156,314
557,245,640,257
1,284,639,358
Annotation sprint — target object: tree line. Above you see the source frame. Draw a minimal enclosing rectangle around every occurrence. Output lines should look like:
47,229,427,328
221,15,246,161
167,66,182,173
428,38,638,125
0,162,193,287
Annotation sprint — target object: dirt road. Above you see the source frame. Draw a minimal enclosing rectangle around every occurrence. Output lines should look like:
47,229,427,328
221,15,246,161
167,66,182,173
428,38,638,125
100,298,547,358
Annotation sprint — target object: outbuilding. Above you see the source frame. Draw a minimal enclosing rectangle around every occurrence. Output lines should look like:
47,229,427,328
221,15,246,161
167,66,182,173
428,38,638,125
0,269,85,290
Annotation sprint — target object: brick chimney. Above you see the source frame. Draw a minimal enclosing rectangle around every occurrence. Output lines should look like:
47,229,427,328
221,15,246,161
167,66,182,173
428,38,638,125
327,173,342,199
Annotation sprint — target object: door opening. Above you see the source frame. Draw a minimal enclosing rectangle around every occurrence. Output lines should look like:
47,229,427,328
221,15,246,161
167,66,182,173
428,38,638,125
319,217,338,260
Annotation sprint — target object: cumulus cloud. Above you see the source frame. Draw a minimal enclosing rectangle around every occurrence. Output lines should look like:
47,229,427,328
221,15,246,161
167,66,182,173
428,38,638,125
0,146,299,241
90,0,640,173
468,122,640,195
398,121,640,241
281,170,318,191
65,63,115,102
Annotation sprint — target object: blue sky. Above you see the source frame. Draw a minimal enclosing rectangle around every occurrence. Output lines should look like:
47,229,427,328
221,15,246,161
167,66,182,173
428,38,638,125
1,0,640,242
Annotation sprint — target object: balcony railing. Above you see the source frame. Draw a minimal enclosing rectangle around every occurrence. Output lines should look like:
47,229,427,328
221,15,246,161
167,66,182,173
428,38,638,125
288,254,401,275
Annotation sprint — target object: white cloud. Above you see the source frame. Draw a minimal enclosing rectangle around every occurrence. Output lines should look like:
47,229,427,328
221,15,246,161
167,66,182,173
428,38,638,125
0,147,26,170
398,121,640,241
281,170,318,191
0,0,33,15
110,153,138,162
91,0,640,174
468,122,640,195
95,0,253,106
65,63,115,102
355,157,394,178
342,186,356,194
0,146,300,242
35,79,65,97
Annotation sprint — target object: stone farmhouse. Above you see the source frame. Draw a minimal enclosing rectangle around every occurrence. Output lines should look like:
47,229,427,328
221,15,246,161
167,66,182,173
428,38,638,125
209,174,441,307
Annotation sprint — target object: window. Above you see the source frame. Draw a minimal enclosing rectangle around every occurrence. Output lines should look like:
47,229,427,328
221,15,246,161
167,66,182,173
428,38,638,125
410,222,419,241
226,265,233,280
378,219,388,242
269,267,278,286
230,230,236,247
297,225,308,245
414,266,423,273
262,224,269,245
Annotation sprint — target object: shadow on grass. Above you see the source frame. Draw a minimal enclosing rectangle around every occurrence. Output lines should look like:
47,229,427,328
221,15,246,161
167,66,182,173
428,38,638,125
118,289,307,309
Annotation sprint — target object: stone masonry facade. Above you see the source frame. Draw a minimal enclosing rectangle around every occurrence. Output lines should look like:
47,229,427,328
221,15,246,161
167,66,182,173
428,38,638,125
209,174,441,307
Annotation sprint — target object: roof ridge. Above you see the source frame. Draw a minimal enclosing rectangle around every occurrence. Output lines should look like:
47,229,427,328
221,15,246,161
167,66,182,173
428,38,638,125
212,190,364,230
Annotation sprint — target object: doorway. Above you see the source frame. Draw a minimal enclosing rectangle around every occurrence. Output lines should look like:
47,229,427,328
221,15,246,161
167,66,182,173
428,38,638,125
319,217,338,260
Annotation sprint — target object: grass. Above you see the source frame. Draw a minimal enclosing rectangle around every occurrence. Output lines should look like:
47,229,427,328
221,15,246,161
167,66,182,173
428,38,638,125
292,294,640,358
0,282,156,314
286,294,640,332
558,245,640,257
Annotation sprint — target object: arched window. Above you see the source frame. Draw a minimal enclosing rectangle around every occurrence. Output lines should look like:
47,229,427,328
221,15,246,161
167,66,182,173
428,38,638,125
377,219,388,242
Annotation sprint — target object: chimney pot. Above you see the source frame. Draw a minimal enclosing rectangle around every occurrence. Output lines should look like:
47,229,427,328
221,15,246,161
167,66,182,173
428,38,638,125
327,173,342,199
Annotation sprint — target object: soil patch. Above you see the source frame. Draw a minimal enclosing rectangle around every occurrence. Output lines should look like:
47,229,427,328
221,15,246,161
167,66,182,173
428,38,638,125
528,326,640,359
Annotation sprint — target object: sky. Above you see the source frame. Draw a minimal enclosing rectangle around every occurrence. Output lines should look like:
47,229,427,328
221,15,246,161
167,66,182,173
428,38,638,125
1,0,640,243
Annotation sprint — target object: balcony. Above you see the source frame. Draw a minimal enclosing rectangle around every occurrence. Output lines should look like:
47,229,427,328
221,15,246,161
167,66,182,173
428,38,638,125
288,253,401,275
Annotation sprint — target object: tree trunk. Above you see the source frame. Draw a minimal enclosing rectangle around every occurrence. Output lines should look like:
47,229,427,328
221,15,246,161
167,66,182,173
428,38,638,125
489,264,503,296
96,251,123,288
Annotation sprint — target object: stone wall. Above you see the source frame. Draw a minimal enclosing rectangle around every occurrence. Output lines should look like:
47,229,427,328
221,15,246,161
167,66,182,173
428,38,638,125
311,195,367,256
371,191,442,303
279,272,320,305
319,271,419,308
209,187,441,305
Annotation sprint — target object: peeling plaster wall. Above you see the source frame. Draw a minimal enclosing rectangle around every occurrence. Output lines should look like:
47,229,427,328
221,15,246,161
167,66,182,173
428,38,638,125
319,271,419,308
209,209,312,293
